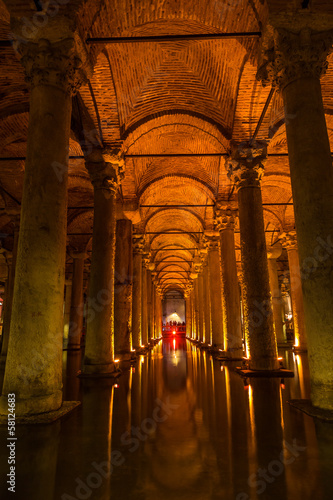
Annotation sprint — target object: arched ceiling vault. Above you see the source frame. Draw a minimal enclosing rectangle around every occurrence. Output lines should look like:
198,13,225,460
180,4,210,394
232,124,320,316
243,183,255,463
1,0,333,294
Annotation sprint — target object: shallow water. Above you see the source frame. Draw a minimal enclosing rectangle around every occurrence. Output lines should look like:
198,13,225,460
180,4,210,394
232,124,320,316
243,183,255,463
1,339,332,500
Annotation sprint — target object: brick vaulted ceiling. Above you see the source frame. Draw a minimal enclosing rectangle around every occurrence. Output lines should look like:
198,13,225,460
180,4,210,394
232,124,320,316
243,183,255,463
0,1,333,293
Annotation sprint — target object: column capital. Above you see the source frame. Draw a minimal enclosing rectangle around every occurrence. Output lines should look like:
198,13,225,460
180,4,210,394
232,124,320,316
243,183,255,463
142,252,151,268
132,234,145,254
17,38,89,95
257,22,333,91
68,250,88,260
226,141,267,189
5,207,21,230
86,149,124,195
204,232,220,249
267,243,283,260
279,230,298,251
214,204,238,231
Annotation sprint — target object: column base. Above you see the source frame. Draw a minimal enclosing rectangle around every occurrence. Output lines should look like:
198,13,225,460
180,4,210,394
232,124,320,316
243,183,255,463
288,399,333,420
133,345,149,354
115,350,132,362
292,345,308,353
80,361,121,378
0,390,63,417
225,347,244,360
65,344,82,351
0,400,80,424
236,367,294,378
277,342,292,349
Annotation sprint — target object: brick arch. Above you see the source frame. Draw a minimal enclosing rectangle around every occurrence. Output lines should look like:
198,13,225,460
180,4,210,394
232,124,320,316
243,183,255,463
139,174,216,203
144,207,205,232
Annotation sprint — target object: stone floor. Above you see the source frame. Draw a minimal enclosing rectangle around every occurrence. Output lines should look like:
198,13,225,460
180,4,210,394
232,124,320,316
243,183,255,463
0,339,332,500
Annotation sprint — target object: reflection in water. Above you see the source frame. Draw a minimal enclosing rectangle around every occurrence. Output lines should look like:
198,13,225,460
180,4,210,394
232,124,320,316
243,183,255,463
0,342,332,500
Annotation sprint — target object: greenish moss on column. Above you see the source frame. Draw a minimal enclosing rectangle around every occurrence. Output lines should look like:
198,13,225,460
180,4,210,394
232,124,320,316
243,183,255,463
214,205,243,358
0,37,87,416
83,150,124,375
132,235,145,349
258,18,333,407
114,218,133,360
226,143,279,370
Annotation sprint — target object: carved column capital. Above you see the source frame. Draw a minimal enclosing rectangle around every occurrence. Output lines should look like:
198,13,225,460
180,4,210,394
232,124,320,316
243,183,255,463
214,204,238,231
86,148,124,194
257,24,333,91
204,232,220,250
68,249,88,260
132,234,145,254
279,231,298,251
226,142,267,189
5,207,21,230
142,252,151,268
18,38,88,95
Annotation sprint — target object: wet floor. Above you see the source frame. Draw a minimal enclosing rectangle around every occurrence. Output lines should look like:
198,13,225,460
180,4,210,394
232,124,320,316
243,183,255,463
1,339,333,500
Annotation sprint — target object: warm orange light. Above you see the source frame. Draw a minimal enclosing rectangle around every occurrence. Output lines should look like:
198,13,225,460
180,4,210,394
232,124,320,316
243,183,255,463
114,384,119,388
173,330,176,335
114,359,120,363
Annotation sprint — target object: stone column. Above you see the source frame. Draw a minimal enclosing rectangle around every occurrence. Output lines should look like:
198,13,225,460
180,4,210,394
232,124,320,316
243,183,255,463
155,288,162,338
267,245,287,345
132,235,144,349
214,205,243,358
226,143,279,370
68,251,86,350
202,258,212,344
194,278,200,341
83,151,124,375
206,235,224,350
114,219,133,361
141,254,149,347
0,37,86,416
63,279,72,347
258,15,333,407
151,274,157,339
147,267,154,341
279,232,307,350
185,284,193,338
0,209,20,368
197,271,205,343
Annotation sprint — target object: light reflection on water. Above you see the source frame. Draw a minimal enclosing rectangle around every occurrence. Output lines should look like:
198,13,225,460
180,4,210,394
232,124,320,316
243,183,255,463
0,341,332,500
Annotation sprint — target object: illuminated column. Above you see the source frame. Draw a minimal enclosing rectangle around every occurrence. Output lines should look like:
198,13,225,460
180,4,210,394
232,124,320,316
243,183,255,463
206,235,224,350
185,283,193,337
279,232,307,351
147,268,154,341
258,15,333,408
202,257,212,344
67,251,86,350
114,219,133,361
190,290,196,339
141,254,149,346
214,205,243,358
267,246,287,345
155,288,163,338
0,36,87,416
0,208,20,368
63,279,72,347
226,144,279,370
83,151,124,375
151,274,157,339
132,235,144,349
197,271,205,343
